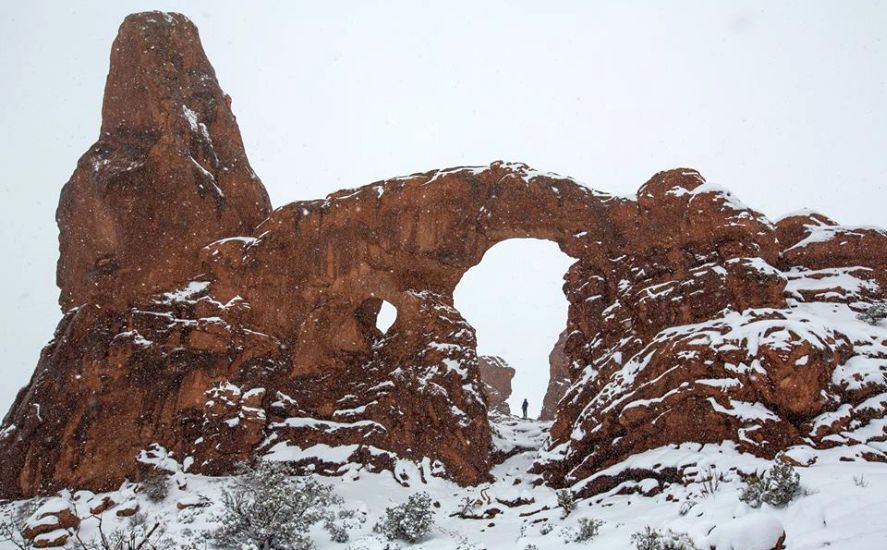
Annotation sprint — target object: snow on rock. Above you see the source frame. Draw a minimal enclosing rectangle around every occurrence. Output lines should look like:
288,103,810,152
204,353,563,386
3,12,887,524
21,494,80,546
3,413,885,549
705,513,785,550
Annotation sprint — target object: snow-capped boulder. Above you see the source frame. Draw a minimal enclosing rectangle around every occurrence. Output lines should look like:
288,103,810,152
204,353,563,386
22,497,80,547
704,513,786,550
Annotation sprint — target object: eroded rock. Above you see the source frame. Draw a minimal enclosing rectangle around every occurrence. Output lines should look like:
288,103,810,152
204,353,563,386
2,11,886,499
478,356,515,415
56,12,270,311
540,330,571,421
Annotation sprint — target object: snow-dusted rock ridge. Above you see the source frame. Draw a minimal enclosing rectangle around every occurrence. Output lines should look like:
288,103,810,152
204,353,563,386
1,15,885,542
3,416,886,549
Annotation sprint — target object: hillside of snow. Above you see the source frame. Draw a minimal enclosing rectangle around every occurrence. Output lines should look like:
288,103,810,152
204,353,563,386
3,414,886,549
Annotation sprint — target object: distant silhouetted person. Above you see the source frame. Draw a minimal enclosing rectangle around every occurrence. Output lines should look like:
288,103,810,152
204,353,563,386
521,398,529,419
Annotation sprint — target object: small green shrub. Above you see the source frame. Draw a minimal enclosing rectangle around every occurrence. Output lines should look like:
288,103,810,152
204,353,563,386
739,459,800,508
140,473,169,503
631,526,699,550
556,489,576,518
565,517,603,542
857,302,887,325
373,492,435,543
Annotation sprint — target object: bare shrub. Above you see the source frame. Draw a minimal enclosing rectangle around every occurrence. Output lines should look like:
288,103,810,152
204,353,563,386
72,514,163,550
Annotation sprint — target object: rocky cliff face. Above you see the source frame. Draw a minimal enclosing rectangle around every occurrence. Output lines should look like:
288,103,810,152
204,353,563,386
540,330,571,421
478,356,515,415
56,12,271,311
2,11,885,499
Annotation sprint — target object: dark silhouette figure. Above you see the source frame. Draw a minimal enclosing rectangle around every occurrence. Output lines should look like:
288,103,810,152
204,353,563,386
521,398,529,419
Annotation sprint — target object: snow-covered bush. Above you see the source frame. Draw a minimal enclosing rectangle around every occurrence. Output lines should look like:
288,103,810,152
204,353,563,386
761,462,801,506
739,475,766,508
139,473,169,503
556,489,575,518
212,461,358,550
739,460,800,508
455,538,483,550
560,517,603,543
574,517,604,542
373,492,435,543
697,466,724,497
857,302,887,325
631,526,699,550
346,535,402,550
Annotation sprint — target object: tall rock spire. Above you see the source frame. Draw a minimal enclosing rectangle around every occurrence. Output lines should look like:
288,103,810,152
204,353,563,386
56,11,271,310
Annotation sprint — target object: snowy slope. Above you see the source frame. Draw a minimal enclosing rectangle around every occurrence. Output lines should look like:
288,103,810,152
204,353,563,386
3,415,886,549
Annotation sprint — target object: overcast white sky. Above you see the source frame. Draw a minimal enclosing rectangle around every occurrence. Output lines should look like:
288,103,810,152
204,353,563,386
1,1,885,415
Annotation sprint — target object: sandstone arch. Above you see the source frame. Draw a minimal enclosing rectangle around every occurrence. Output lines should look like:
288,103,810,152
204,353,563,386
217,162,611,371
454,237,574,418
3,12,887,499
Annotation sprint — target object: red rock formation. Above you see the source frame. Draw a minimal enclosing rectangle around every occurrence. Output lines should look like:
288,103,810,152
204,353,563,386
540,329,571,421
478,356,515,415
2,12,886,500
56,12,270,311
22,498,80,548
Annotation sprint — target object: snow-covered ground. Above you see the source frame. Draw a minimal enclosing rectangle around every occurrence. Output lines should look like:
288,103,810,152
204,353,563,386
3,415,886,549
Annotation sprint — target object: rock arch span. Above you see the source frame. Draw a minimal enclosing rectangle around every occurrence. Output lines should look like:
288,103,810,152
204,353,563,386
454,238,574,417
3,12,887,499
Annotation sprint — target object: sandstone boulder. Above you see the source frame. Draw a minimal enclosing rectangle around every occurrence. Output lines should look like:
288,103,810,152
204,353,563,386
22,497,79,547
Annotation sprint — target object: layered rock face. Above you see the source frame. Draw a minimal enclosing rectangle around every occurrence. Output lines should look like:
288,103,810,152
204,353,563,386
478,356,515,415
540,330,571,421
56,12,270,310
2,12,886,499
536,185,887,496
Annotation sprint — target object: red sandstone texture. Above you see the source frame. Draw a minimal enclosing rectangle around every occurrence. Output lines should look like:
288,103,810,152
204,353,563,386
2,12,886,499
540,330,571,421
56,12,270,311
478,356,515,415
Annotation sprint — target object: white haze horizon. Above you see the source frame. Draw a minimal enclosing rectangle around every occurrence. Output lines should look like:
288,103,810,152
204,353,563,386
1,1,885,414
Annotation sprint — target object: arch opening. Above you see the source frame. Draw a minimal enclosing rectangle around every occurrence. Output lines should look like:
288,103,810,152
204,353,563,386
376,300,398,334
453,238,574,418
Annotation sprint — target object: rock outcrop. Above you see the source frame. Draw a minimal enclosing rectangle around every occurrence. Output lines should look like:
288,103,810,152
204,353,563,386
2,12,886,499
56,12,270,311
540,330,571,421
478,356,515,415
